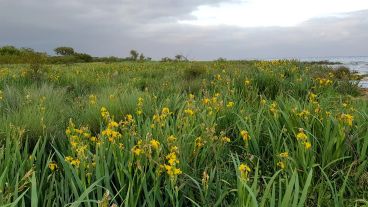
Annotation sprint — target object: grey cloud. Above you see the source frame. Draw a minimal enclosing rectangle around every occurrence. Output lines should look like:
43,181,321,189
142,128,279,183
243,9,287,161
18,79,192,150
0,0,367,59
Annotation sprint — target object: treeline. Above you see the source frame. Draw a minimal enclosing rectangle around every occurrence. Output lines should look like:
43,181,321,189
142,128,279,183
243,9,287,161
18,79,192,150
0,45,153,64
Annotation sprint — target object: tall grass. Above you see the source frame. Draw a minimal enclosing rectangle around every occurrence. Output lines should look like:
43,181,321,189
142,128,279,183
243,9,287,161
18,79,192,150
0,60,367,206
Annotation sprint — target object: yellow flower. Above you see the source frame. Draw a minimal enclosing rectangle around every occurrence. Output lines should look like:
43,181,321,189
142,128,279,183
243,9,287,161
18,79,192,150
65,156,74,162
163,149,182,178
164,164,172,173
126,114,133,122
173,168,182,175
167,135,177,143
170,146,178,153
226,101,234,108
70,141,78,148
70,159,81,167
119,143,124,149
48,162,58,171
297,109,310,119
240,130,250,142
108,121,119,128
184,109,194,116
238,163,251,180
164,165,182,177
83,132,91,138
340,113,354,126
202,98,210,105
138,97,144,103
76,145,88,155
260,99,267,105
101,107,109,119
296,129,308,141
74,129,83,134
136,110,143,115
166,152,179,165
153,114,161,122
90,136,97,142
269,102,278,115
244,79,251,86
221,136,231,143
277,161,286,169
278,152,289,158
161,107,170,115
131,146,142,156
65,128,71,135
65,156,80,167
303,142,312,150
316,78,333,86
150,139,160,150
195,137,204,149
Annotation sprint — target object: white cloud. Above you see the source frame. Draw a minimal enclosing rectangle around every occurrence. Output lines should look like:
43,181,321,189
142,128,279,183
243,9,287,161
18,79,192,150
180,0,368,27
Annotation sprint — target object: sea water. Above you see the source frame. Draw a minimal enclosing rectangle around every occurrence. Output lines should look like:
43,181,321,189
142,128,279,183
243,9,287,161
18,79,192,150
299,56,368,88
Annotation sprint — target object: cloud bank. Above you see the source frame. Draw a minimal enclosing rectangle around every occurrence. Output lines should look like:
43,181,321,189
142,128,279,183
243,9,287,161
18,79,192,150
0,0,367,59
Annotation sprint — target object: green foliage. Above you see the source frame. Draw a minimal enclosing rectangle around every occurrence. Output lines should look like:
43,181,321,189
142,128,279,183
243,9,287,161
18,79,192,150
0,60,367,206
183,63,207,80
74,53,93,62
54,47,75,56
0,45,21,56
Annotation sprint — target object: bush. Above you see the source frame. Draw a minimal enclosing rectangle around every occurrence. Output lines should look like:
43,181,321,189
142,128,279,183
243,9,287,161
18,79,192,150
75,53,93,62
333,66,352,80
183,63,207,80
24,53,48,81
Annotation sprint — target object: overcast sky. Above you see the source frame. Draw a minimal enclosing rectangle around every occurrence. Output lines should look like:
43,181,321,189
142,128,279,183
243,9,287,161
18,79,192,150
1,0,367,60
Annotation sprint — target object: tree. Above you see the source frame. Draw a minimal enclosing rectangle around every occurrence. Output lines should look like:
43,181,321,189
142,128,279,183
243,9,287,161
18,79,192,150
173,54,189,62
139,53,145,61
175,54,188,61
20,47,35,54
75,53,93,62
0,45,21,56
129,50,139,61
54,47,75,56
161,57,172,62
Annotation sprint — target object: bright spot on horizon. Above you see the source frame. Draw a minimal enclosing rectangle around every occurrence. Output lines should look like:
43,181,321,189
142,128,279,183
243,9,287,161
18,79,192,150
180,0,368,27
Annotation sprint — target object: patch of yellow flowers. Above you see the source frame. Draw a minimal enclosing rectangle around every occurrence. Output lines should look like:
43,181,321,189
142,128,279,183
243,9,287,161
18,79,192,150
151,107,172,128
64,119,96,169
315,78,333,86
240,130,251,142
277,151,289,170
48,161,58,171
162,147,182,178
340,113,354,127
238,163,251,180
136,97,144,115
269,102,278,116
296,128,312,150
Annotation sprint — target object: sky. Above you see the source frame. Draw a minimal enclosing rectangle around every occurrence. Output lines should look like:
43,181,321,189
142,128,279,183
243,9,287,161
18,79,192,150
0,0,367,60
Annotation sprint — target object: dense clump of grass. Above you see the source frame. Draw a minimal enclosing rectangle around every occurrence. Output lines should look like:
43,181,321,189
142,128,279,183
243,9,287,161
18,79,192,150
0,60,367,206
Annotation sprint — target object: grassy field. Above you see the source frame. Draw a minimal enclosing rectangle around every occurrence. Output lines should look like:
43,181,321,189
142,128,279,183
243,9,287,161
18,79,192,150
0,60,367,206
